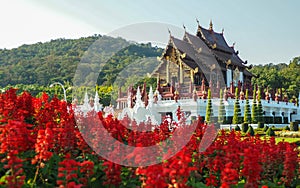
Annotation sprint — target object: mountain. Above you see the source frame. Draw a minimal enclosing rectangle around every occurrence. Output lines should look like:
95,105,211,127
0,34,163,87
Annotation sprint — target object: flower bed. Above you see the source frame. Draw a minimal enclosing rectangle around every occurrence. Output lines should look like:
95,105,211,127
0,89,299,187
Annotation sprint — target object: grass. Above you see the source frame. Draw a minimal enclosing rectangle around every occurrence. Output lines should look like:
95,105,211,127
275,137,300,144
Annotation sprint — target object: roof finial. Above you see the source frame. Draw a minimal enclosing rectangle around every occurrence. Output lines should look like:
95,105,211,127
209,19,213,30
232,42,236,48
196,18,200,26
183,24,186,31
168,28,172,36
222,28,224,34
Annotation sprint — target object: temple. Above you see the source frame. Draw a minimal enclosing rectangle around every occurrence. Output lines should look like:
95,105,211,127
151,20,253,100
114,20,300,125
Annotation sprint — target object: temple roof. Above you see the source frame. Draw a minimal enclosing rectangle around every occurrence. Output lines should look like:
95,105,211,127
197,25,235,54
184,31,246,69
170,36,219,73
158,21,253,78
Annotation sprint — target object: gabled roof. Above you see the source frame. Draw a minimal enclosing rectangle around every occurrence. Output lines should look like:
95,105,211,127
170,36,220,73
197,25,235,54
184,31,246,68
158,21,254,78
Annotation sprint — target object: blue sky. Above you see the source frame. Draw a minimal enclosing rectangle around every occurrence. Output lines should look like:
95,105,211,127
1,0,299,65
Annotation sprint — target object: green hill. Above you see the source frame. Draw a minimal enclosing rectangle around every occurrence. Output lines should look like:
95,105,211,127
0,34,163,87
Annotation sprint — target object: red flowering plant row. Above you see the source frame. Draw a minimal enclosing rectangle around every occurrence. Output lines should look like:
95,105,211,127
0,88,299,187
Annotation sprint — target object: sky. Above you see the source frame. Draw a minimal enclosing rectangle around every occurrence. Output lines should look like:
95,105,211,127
0,0,299,65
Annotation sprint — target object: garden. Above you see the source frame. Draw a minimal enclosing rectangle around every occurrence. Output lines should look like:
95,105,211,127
0,88,299,188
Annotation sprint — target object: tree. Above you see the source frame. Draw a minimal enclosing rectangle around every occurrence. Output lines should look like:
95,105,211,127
256,88,264,124
218,89,226,124
205,89,213,123
251,88,258,123
246,125,255,136
232,88,241,124
244,89,251,123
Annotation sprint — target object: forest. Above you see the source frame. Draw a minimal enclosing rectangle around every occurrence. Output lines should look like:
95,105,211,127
0,34,299,101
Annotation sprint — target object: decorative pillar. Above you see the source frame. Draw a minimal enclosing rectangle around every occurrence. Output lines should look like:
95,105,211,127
230,82,235,94
179,61,183,84
209,79,213,94
189,81,193,94
201,79,205,92
239,71,244,83
190,69,194,83
94,91,101,112
226,69,232,88
237,80,241,93
148,86,154,108
166,60,170,84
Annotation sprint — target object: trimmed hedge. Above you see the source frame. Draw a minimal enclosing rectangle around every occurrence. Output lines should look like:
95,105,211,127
263,125,269,132
246,125,255,136
242,123,249,133
258,122,264,129
234,125,241,131
266,128,275,136
290,122,299,131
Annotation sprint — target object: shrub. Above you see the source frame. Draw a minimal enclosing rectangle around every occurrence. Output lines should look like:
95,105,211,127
263,125,269,132
246,125,255,136
266,128,275,136
242,123,249,133
243,89,251,124
205,89,212,123
218,89,226,124
290,122,299,131
234,125,241,131
284,125,290,131
256,89,264,123
232,88,242,124
251,88,257,123
258,122,264,129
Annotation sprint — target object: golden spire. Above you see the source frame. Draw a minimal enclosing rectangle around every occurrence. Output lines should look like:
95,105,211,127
209,20,213,30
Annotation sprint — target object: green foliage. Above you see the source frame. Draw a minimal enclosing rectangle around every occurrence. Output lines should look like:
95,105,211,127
242,123,249,133
256,89,264,123
284,125,290,131
205,89,212,123
250,57,300,98
263,125,269,132
0,35,162,87
234,125,241,131
266,128,275,136
232,88,241,124
251,88,258,123
243,89,251,123
218,89,226,124
258,122,264,129
246,125,255,136
290,122,299,131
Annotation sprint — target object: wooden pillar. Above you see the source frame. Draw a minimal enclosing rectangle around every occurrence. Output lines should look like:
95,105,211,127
190,69,194,83
179,61,183,84
166,60,170,84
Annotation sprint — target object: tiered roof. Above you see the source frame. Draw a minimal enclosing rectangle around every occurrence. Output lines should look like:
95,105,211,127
158,20,253,77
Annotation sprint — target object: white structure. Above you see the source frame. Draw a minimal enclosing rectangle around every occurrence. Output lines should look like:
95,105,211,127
73,90,300,126
118,90,300,125
74,91,103,115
